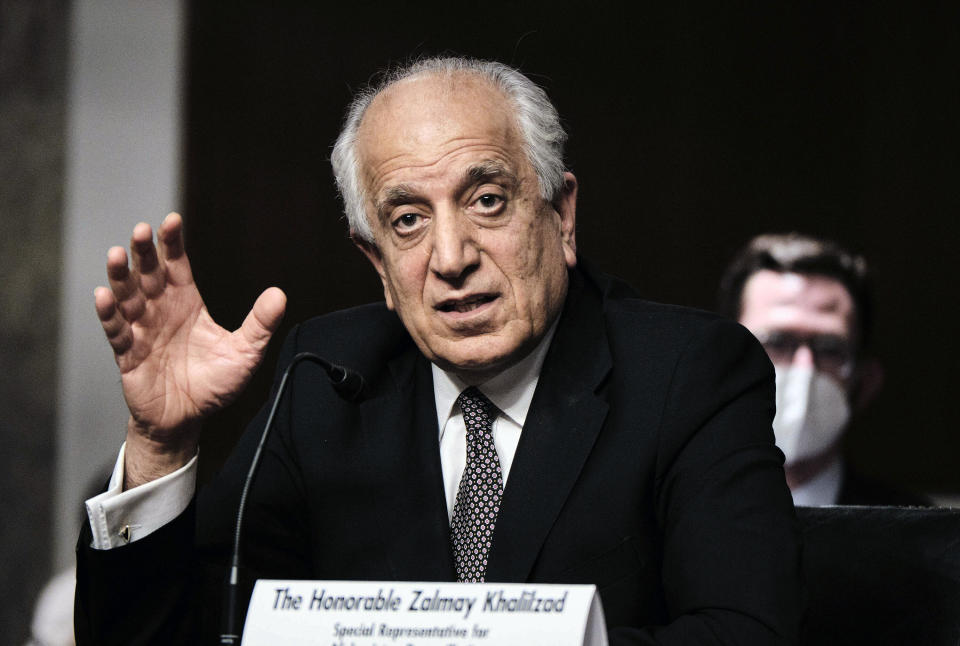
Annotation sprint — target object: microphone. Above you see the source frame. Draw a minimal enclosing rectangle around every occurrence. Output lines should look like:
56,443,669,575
219,352,364,644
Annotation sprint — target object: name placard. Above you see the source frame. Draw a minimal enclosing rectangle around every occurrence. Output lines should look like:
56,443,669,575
241,580,608,646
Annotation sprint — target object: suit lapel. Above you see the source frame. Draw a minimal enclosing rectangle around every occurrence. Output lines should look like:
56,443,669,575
358,348,455,581
486,269,612,582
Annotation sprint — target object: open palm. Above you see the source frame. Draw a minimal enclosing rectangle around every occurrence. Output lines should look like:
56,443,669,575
95,213,286,480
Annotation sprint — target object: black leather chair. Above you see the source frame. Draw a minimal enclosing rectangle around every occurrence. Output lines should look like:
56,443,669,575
797,505,960,645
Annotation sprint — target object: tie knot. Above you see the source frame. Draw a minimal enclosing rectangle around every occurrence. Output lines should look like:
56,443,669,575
457,387,495,427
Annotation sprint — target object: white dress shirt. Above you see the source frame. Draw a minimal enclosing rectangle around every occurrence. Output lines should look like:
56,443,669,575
85,442,198,549
85,321,557,549
790,455,843,507
434,320,556,520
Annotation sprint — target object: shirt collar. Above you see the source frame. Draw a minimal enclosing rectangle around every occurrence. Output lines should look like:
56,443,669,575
433,318,559,435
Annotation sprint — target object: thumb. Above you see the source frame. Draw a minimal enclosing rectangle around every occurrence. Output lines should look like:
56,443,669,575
237,287,287,354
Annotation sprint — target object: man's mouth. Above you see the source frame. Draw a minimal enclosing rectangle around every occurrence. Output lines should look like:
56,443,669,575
437,294,497,313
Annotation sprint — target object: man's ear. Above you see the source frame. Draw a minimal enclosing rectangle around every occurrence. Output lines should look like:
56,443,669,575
851,357,884,412
352,233,395,310
554,171,578,268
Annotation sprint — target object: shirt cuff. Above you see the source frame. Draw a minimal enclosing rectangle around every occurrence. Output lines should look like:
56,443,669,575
85,442,197,550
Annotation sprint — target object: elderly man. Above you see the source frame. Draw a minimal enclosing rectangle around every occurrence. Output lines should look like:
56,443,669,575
718,233,927,507
76,58,801,644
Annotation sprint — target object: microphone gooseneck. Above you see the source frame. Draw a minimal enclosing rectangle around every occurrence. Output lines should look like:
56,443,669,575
219,352,364,644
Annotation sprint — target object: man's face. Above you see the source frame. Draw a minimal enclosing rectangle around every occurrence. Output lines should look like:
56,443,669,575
353,73,577,382
739,270,856,386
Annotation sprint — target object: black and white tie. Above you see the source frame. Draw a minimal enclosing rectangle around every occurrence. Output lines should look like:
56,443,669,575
450,387,503,582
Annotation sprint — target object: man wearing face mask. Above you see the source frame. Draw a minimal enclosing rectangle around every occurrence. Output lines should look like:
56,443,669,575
718,233,928,507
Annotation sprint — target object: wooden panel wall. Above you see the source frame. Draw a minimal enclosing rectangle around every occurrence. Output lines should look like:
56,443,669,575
184,3,959,494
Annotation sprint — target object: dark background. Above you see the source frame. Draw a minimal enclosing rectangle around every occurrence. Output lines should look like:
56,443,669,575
184,2,958,495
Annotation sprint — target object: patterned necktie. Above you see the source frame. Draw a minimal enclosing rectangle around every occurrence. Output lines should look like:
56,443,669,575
450,387,504,582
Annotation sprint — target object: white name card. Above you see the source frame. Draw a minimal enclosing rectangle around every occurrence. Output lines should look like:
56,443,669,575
241,580,608,646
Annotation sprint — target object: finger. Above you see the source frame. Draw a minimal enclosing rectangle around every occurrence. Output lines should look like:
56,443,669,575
130,222,166,299
156,212,195,287
236,287,287,356
95,286,134,355
106,246,146,322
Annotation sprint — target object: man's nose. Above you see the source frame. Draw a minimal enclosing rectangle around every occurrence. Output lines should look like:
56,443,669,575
792,344,816,368
429,208,480,280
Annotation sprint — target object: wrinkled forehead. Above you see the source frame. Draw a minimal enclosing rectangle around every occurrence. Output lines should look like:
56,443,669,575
741,269,857,337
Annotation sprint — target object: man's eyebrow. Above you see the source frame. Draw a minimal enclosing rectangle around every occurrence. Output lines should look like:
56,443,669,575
374,184,418,222
464,161,519,189
815,298,846,313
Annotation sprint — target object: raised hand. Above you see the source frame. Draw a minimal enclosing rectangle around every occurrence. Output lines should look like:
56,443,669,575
95,213,286,487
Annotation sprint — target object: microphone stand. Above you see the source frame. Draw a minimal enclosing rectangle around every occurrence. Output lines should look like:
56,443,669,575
219,352,364,644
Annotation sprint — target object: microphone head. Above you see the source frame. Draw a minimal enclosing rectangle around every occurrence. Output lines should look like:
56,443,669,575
328,366,365,402
291,353,365,402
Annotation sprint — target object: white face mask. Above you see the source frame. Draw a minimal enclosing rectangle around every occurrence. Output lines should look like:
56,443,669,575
772,364,851,464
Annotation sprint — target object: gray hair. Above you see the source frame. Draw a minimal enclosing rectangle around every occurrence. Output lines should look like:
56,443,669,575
330,57,568,242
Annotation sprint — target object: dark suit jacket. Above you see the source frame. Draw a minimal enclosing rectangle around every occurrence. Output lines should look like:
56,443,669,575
76,263,803,645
